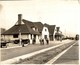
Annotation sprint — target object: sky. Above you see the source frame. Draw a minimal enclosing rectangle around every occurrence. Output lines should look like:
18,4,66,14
0,0,80,36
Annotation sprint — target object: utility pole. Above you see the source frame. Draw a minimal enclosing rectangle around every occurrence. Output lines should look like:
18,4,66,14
65,29,66,38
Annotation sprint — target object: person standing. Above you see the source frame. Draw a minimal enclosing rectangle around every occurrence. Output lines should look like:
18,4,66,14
46,38,49,45
21,41,24,47
40,38,44,45
32,38,36,44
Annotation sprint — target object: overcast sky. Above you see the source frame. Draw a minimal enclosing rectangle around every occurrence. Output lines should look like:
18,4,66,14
0,0,80,36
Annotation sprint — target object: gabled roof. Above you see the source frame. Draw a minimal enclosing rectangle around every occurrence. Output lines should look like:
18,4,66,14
22,19,35,28
2,17,55,35
22,19,40,35
2,20,40,35
33,22,44,33
2,14,56,35
2,24,30,35
44,23,56,35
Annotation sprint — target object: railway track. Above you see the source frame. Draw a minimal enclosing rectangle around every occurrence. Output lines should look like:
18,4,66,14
46,41,78,64
16,41,76,64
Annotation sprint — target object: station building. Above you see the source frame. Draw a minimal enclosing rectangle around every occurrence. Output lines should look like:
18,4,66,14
2,14,62,44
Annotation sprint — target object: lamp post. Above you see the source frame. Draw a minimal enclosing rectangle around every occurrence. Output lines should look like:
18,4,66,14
19,30,21,46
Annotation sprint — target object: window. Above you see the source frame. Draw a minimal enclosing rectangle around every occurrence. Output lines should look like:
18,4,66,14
45,29,47,31
13,34,18,38
32,27,36,31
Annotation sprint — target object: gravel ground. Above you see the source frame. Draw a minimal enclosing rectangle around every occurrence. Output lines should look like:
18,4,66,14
15,41,76,64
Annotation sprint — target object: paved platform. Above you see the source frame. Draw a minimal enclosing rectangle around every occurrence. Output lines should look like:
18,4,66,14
0,40,71,50
0,40,73,62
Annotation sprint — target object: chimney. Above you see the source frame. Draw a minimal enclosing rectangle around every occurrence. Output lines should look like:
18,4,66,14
56,27,60,32
18,14,22,25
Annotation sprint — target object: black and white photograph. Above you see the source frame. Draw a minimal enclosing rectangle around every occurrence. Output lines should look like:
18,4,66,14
0,0,79,65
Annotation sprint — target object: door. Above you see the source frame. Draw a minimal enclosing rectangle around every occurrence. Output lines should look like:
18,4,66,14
44,35,47,39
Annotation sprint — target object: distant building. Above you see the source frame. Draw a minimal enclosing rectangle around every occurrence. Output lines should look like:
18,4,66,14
43,23,56,41
2,14,56,44
75,34,79,40
0,28,6,34
54,27,63,41
0,28,6,40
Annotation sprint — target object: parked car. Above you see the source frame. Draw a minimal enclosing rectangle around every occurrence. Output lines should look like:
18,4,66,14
13,39,30,44
0,40,9,48
22,39,30,44
13,40,19,44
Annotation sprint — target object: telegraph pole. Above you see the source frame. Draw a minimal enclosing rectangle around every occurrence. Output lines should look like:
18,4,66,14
65,29,66,38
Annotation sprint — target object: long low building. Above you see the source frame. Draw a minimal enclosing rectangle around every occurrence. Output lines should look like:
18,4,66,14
1,14,62,44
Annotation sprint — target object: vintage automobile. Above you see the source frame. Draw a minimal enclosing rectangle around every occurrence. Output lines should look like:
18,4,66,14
13,39,30,44
0,41,9,48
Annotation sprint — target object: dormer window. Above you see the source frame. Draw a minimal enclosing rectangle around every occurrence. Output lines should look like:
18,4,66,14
32,27,38,31
32,27,35,31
